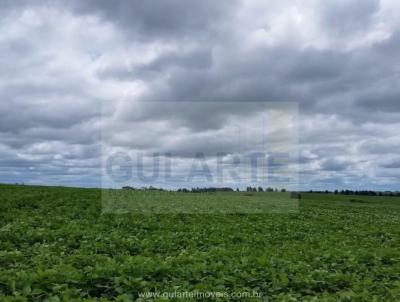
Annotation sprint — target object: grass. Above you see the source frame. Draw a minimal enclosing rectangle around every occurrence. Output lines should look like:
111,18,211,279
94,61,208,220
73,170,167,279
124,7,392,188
0,184,400,301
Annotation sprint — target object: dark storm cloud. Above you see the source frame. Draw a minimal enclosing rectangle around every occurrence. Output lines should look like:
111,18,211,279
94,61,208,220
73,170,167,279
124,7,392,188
375,30,400,55
317,0,380,36
380,158,400,169
320,158,353,172
68,0,237,41
358,137,400,155
356,90,400,112
66,0,399,121
98,47,213,81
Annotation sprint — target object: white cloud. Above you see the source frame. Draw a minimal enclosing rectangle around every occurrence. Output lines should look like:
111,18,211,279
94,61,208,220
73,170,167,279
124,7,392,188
0,0,399,189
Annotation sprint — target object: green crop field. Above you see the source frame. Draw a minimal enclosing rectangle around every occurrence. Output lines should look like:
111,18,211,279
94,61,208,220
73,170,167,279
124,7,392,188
0,184,400,301
101,189,298,214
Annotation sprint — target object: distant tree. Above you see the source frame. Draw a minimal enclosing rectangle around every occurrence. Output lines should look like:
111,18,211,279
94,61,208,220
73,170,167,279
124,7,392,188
189,187,234,193
266,187,274,192
281,188,286,192
258,187,264,192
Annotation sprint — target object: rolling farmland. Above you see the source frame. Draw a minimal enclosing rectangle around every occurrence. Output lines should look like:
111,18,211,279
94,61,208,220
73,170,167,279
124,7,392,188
1,184,400,301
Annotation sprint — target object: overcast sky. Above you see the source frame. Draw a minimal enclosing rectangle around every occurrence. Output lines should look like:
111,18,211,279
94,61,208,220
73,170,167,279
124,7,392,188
1,0,400,190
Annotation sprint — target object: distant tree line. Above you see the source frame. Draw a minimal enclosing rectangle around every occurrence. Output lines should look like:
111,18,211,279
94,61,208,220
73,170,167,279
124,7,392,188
178,187,234,193
176,187,289,193
122,186,399,197
246,187,286,192
122,186,165,191
307,189,400,197
123,186,290,193
123,186,236,193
